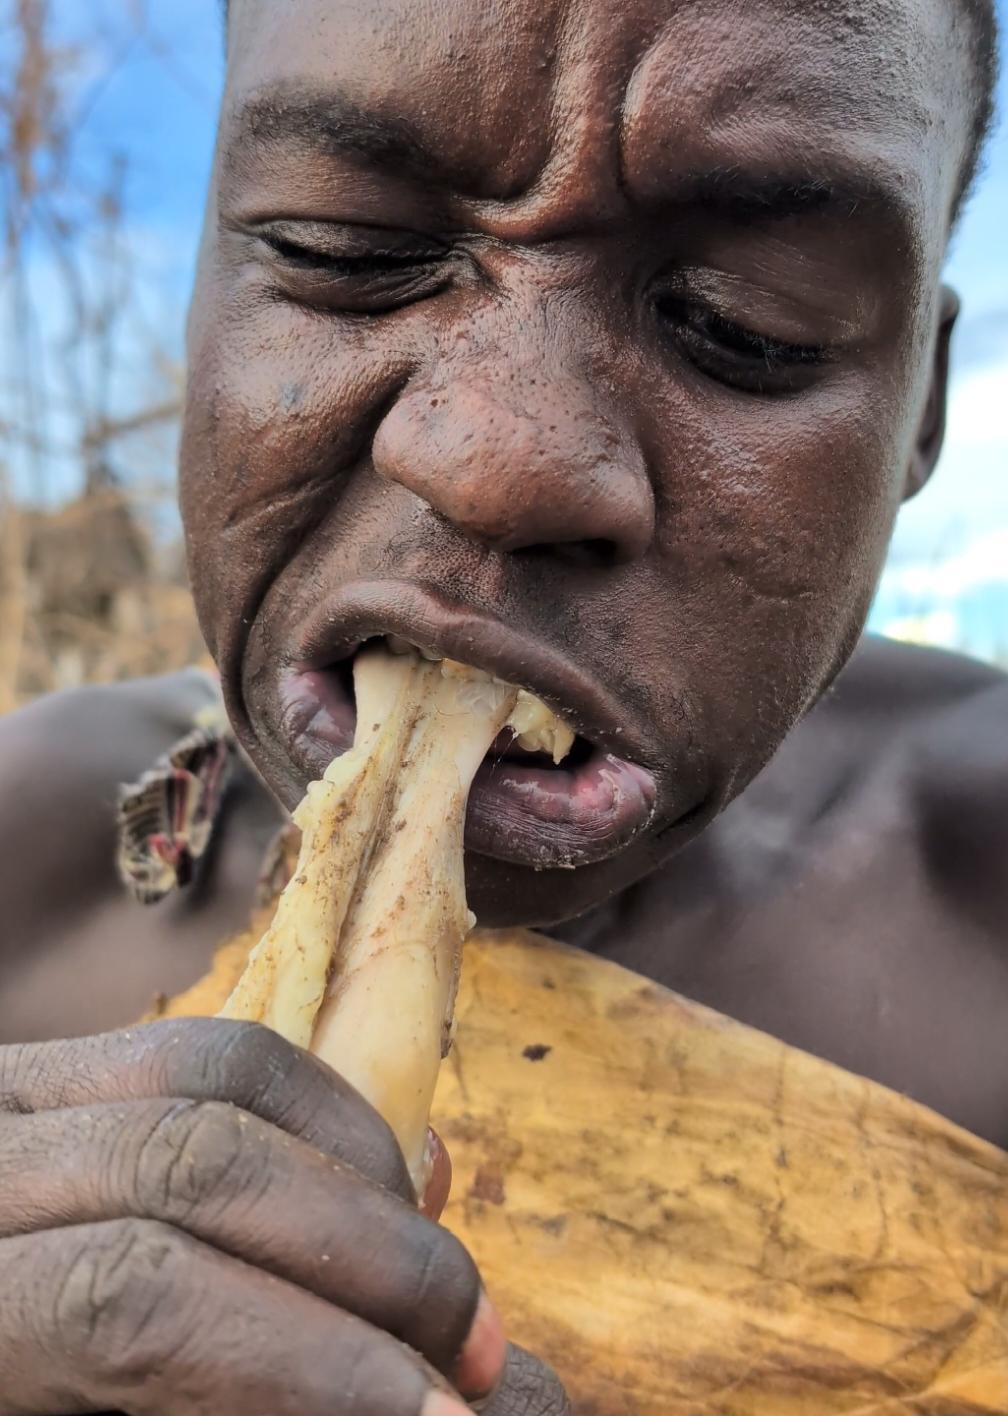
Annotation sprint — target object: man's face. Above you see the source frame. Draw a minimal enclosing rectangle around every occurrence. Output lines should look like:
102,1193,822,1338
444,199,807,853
181,0,965,926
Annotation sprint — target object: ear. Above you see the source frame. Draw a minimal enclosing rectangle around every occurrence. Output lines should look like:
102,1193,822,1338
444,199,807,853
903,284,959,500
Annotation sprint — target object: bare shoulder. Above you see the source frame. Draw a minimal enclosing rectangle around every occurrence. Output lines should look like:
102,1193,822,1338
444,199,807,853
824,635,1008,917
0,668,219,764
0,672,288,1043
749,633,1008,898
0,671,219,922
825,634,1007,761
761,633,1006,801
825,633,1006,718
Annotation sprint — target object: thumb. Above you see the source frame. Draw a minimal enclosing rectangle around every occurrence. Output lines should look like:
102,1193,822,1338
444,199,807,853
420,1127,453,1220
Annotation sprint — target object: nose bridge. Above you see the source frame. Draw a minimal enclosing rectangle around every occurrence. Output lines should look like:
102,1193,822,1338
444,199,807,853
371,297,655,561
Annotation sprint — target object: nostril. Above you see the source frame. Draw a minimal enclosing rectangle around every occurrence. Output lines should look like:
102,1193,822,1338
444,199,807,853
517,539,620,570
574,538,620,569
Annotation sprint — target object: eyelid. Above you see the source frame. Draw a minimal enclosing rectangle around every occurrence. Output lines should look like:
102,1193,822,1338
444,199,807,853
661,264,863,347
242,219,453,316
655,293,831,397
656,294,826,362
251,218,446,261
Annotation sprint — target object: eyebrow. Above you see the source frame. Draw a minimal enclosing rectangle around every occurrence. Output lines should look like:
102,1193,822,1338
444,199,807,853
656,165,910,231
224,86,456,185
225,85,913,239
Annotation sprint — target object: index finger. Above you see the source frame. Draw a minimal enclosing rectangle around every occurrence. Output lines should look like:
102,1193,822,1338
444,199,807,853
0,1018,414,1201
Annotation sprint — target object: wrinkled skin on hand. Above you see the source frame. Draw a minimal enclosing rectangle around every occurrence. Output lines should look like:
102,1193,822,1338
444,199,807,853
0,1019,568,1416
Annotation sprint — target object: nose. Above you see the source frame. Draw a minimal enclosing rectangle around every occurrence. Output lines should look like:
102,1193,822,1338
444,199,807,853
372,344,654,566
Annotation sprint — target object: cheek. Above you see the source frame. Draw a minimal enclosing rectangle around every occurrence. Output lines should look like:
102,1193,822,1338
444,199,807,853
640,374,907,767
179,283,412,669
672,384,899,604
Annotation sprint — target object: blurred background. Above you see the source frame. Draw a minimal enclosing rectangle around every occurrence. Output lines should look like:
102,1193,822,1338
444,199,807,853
0,0,1005,712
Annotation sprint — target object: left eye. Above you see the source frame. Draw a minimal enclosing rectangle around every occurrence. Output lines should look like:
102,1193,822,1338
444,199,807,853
254,223,450,313
656,295,828,394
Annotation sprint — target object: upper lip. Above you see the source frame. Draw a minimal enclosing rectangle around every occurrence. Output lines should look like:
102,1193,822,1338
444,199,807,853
286,579,652,765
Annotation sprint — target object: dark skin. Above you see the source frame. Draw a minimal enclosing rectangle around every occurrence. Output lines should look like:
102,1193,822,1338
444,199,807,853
0,1,1005,1412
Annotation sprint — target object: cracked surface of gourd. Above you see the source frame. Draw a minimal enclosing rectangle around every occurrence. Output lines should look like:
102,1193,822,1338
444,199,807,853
158,917,1008,1415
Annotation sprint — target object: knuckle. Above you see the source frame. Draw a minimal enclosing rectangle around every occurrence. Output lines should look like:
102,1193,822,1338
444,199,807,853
131,1099,268,1221
179,1020,413,1195
142,1020,414,1199
0,1043,34,1114
199,1019,311,1121
0,1039,64,1115
144,1015,296,1102
51,1218,194,1385
213,1019,302,1096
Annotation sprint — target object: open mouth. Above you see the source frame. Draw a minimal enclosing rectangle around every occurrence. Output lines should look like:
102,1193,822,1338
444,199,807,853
277,633,658,869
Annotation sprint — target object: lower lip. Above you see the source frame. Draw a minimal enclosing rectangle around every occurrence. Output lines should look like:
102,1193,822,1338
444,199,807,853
278,668,657,869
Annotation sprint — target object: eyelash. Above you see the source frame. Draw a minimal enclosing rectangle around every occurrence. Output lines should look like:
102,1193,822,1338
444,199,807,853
264,233,438,277
656,295,828,393
256,226,448,313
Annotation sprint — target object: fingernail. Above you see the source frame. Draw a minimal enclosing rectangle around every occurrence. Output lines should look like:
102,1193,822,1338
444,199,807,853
422,1392,472,1416
420,1128,453,1220
452,1289,507,1401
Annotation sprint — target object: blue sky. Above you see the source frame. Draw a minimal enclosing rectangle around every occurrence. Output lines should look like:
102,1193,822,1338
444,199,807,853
7,0,1008,659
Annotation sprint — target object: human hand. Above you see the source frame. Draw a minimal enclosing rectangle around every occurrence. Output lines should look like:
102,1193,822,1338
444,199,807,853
0,1019,567,1414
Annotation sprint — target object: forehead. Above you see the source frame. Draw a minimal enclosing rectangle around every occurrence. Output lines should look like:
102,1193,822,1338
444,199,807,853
225,0,964,243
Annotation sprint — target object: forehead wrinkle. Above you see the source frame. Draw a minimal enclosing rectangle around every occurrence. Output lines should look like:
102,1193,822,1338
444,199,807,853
226,1,565,201
621,16,930,161
474,0,665,233
617,1,949,250
471,0,930,246
223,0,964,252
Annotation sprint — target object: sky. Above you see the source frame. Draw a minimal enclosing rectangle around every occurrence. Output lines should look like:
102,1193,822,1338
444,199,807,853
5,0,1008,660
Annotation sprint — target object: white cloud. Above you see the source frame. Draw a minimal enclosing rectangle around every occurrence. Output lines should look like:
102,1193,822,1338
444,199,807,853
885,527,1008,598
942,359,1008,452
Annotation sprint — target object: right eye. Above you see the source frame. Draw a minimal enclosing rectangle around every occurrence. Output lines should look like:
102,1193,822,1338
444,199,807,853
254,222,451,313
655,294,830,396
